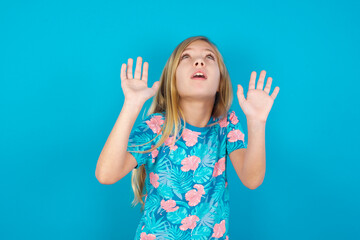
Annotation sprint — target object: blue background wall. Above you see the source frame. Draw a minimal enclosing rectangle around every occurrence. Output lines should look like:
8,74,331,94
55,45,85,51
1,0,359,239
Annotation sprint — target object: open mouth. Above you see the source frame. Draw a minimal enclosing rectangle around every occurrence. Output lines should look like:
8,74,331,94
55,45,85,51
191,71,207,80
191,76,206,80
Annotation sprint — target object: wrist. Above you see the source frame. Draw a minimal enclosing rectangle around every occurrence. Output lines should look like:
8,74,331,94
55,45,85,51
123,100,144,112
247,119,266,130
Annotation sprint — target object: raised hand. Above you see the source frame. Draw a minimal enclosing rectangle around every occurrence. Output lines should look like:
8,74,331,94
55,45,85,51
237,70,280,123
120,56,160,106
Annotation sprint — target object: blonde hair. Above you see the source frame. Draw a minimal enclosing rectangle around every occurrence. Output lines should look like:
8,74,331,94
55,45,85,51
129,35,235,212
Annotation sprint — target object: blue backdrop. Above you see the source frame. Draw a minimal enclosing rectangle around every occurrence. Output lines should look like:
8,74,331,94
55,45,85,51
1,0,359,239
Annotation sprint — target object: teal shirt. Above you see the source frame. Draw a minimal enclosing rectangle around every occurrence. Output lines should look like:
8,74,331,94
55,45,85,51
127,108,247,240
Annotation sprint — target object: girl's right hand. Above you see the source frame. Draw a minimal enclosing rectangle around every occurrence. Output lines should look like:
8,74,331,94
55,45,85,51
120,57,160,106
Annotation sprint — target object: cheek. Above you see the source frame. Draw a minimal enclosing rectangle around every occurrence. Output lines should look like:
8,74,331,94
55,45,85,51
210,68,221,80
175,66,182,79
175,67,187,83
175,70,185,90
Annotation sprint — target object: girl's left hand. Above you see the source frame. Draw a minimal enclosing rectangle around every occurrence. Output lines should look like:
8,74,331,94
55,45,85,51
237,70,280,123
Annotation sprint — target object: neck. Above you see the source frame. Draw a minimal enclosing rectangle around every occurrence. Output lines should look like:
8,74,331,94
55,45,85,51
178,97,215,128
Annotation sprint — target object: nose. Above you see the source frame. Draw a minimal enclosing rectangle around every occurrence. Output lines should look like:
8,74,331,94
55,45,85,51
194,58,205,67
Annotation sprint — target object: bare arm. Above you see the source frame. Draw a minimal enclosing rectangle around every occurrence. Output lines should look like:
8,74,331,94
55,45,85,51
95,101,142,184
229,120,266,190
95,56,160,184
240,120,266,189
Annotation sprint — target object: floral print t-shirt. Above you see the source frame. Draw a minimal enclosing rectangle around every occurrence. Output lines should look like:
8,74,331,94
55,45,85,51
127,108,247,240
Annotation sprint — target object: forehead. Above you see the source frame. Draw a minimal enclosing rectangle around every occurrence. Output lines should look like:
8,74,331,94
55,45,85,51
183,40,215,53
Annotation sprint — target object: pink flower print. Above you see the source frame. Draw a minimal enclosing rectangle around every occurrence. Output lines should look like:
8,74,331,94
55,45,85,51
225,236,229,240
140,232,156,240
179,215,200,231
169,145,178,151
219,116,229,128
164,136,178,151
181,129,200,147
181,156,201,172
227,129,245,142
229,111,239,125
211,220,226,238
225,181,228,188
185,184,205,206
146,115,164,134
160,199,179,212
194,184,205,195
149,172,159,188
165,136,175,146
213,157,226,177
151,145,158,158
185,189,201,206
141,225,145,230
151,145,158,163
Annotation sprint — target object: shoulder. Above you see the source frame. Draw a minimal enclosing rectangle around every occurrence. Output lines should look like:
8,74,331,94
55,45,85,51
142,112,165,123
227,108,240,124
218,108,236,125
137,112,166,134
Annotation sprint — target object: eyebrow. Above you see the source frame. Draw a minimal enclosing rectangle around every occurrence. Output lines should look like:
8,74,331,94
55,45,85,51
183,47,215,54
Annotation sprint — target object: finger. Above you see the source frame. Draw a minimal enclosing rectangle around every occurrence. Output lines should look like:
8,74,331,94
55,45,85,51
256,70,266,90
237,84,246,106
134,56,142,80
141,62,149,82
270,86,280,100
151,81,160,94
127,58,133,79
120,63,127,81
264,77,272,94
249,71,256,90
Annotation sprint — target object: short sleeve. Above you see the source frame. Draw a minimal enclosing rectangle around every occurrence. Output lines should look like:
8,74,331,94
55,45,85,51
127,113,164,169
226,109,248,156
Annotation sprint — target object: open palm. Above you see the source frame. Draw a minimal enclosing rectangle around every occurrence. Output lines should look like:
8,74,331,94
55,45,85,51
237,70,280,123
120,57,160,106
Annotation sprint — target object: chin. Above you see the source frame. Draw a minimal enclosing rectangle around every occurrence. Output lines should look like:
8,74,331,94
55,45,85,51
179,92,216,100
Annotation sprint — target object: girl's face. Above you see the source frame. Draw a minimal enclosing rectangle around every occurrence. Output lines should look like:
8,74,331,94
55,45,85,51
176,40,220,101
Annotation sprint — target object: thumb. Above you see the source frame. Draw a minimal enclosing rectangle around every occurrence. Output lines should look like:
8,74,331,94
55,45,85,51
237,84,246,106
151,81,160,92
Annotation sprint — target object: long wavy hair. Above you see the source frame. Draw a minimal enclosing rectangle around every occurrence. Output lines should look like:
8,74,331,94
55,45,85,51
129,36,235,212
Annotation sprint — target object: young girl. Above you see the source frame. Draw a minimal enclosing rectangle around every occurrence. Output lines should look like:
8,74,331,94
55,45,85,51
96,36,279,240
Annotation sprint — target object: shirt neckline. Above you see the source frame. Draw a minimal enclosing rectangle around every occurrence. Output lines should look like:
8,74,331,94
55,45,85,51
159,111,218,133
180,116,215,133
